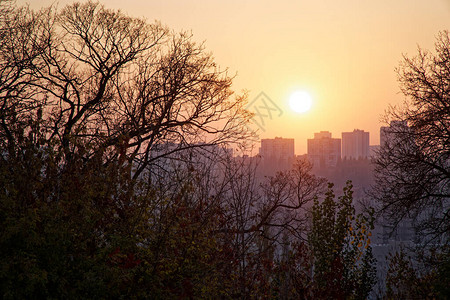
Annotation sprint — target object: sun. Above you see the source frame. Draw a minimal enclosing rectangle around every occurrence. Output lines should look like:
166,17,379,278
289,91,312,113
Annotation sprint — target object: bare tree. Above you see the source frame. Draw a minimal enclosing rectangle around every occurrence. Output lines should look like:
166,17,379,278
0,4,53,152
0,2,253,297
372,30,450,245
0,1,253,175
258,159,327,240
216,156,326,297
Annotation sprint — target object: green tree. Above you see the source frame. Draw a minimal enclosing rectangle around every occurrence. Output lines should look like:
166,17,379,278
309,181,376,299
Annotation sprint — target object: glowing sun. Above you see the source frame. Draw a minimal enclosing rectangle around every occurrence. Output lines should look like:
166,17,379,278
289,91,312,113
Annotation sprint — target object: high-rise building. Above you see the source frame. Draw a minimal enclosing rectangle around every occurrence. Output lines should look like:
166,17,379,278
258,137,295,175
307,131,341,169
380,120,409,148
378,120,416,244
259,137,295,160
369,145,380,158
342,129,370,159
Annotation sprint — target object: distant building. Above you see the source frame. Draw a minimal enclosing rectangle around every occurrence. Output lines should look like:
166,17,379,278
307,131,341,169
259,137,295,160
380,120,408,148
258,137,295,175
341,129,370,159
375,120,417,291
369,145,380,158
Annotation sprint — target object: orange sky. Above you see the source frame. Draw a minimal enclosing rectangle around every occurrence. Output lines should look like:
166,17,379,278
23,0,450,154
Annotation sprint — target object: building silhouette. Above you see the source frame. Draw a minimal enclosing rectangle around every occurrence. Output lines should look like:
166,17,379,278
307,131,341,170
369,145,380,158
380,120,408,148
259,137,294,160
258,137,295,175
342,129,369,159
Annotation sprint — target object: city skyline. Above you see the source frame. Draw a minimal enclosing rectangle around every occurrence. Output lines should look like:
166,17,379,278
3,1,448,297
256,127,376,156
19,0,450,154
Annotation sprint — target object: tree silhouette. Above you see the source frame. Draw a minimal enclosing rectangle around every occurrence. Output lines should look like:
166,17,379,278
0,2,252,298
0,1,381,298
372,30,450,245
0,1,253,176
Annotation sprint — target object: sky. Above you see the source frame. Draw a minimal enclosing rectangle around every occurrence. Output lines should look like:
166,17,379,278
21,0,450,154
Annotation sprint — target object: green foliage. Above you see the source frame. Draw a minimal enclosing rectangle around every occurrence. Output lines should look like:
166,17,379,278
0,141,142,298
135,176,234,298
0,140,379,298
309,181,377,299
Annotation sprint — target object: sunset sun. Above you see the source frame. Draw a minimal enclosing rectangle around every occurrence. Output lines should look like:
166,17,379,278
289,91,312,113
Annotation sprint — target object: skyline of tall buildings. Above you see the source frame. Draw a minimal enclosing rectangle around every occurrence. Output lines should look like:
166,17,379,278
257,128,378,172
255,125,404,173
249,128,417,293
257,129,381,155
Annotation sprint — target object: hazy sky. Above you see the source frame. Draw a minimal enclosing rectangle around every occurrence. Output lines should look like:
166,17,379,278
21,0,450,154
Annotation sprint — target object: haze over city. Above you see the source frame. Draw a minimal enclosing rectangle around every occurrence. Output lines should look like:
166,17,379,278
21,0,450,153
2,0,449,298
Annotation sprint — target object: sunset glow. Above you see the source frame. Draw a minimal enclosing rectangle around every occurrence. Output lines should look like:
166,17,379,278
19,0,450,154
3,1,449,297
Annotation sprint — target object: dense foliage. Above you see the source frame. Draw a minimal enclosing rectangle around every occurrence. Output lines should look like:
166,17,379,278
309,182,376,299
